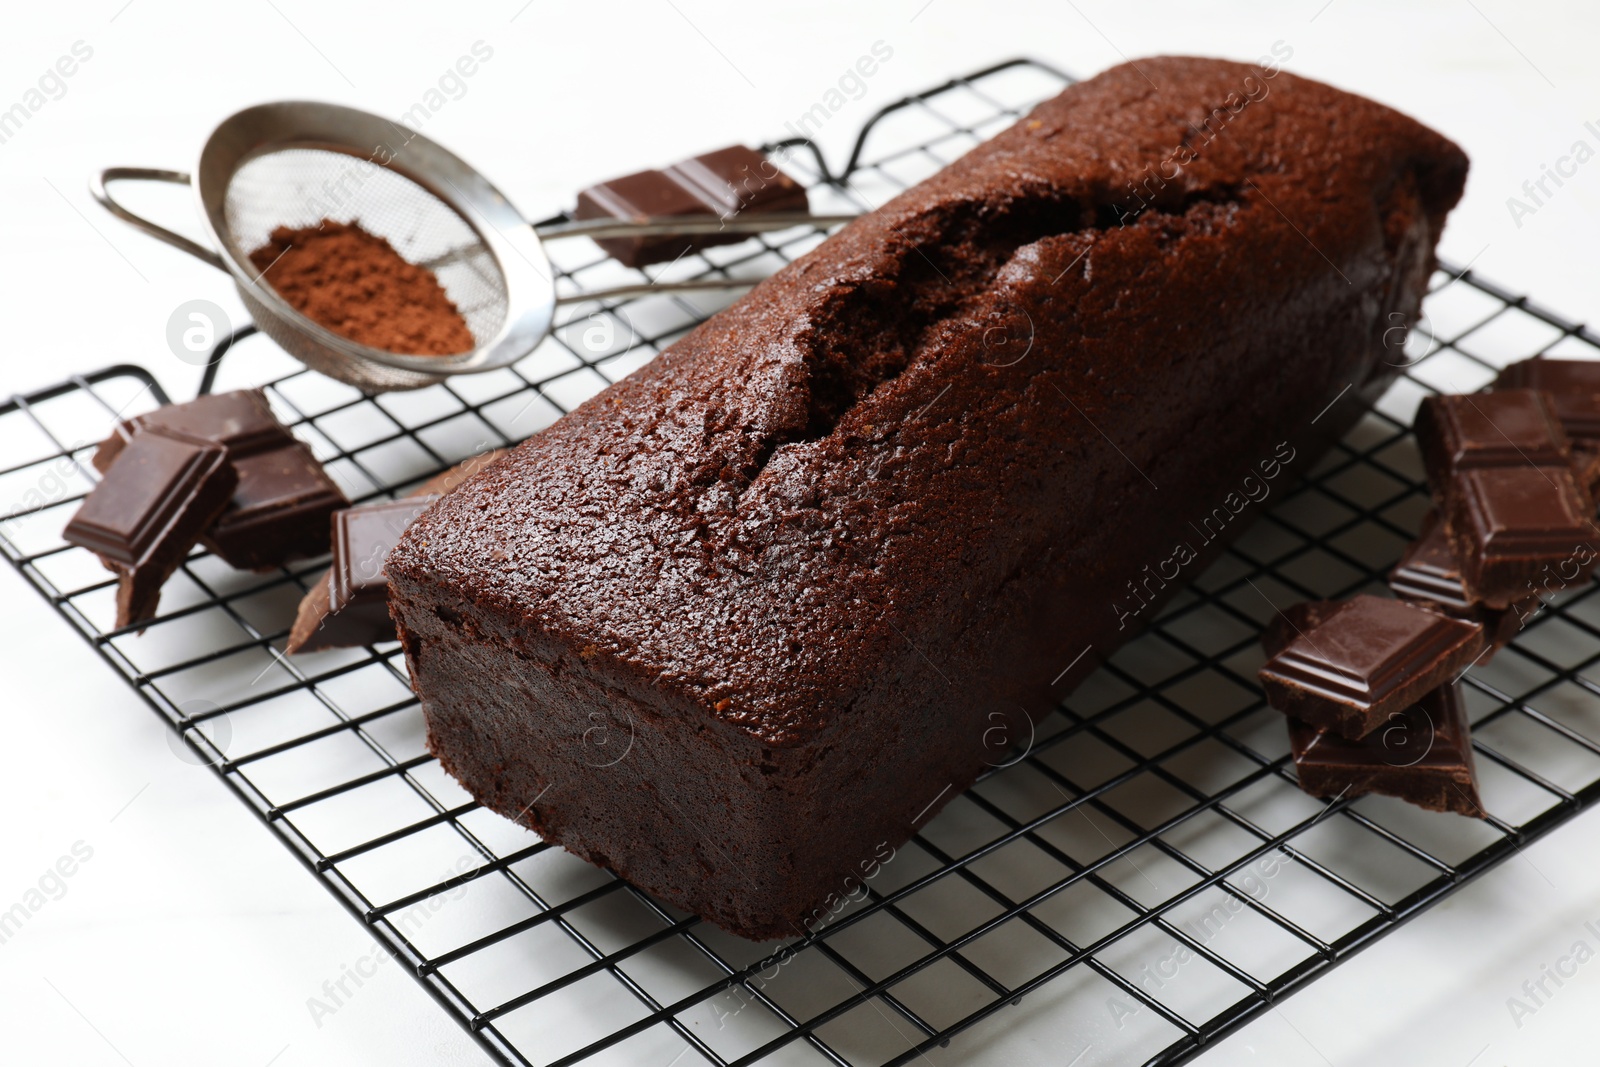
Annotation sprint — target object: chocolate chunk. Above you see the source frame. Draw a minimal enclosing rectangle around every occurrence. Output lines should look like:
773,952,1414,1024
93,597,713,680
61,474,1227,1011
574,145,808,267
94,389,347,570
93,389,288,470
1260,600,1346,660
286,568,337,655
1414,389,1570,494
575,173,713,268
667,146,809,217
1494,358,1600,444
1388,510,1535,652
1443,465,1600,608
1287,687,1484,817
1386,511,1474,613
1257,594,1484,739
287,497,435,654
331,498,436,614
199,443,348,569
288,451,509,654
64,428,239,629
1572,446,1600,499
1261,600,1485,817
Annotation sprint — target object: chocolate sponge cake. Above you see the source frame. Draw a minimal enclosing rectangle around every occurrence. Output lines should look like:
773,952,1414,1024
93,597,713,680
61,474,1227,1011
387,57,1468,939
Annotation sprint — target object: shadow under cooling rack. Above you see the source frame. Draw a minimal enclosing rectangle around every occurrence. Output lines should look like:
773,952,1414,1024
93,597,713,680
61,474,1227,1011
5,57,1600,1067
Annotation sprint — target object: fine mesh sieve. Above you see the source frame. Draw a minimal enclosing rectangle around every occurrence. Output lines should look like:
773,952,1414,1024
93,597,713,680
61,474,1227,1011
92,101,854,391
228,147,511,354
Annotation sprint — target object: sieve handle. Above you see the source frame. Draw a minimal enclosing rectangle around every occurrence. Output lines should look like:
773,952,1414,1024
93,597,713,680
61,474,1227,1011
535,212,857,241
90,168,226,271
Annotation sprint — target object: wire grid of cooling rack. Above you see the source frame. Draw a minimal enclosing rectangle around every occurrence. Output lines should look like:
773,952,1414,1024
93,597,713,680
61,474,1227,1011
5,58,1600,1067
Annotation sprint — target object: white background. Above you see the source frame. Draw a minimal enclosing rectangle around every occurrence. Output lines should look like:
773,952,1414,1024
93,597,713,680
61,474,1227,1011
2,1,1599,1064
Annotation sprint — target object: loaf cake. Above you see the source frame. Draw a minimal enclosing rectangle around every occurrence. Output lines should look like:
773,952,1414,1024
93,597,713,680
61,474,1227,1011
388,57,1468,939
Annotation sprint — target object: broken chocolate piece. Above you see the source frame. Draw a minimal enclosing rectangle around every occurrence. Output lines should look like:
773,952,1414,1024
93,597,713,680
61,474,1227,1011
201,443,349,569
1287,687,1484,817
286,567,337,655
1414,389,1570,494
1261,600,1485,817
93,389,347,570
288,447,505,652
331,498,435,616
286,496,435,654
1260,600,1346,661
667,146,809,217
64,428,238,629
1386,511,1474,612
93,389,289,471
1571,446,1600,499
1257,594,1484,739
1494,358,1600,443
1388,510,1535,651
1443,465,1600,609
574,145,808,267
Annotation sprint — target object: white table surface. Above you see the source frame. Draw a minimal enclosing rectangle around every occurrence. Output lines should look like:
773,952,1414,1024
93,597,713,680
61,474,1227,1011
3,1,1598,1064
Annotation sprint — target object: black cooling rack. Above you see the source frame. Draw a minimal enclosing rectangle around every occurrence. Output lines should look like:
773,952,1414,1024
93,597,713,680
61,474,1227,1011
6,58,1600,1067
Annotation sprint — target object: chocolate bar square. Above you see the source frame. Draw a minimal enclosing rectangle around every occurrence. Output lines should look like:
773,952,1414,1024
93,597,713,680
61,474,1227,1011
1494,358,1600,443
65,428,238,628
574,145,809,267
288,496,436,653
578,168,708,224
200,442,348,569
287,451,508,655
1414,388,1570,494
666,145,809,217
1387,510,1535,650
94,389,347,570
1287,686,1483,816
1444,465,1600,608
92,389,290,470
1262,600,1485,817
1257,594,1484,739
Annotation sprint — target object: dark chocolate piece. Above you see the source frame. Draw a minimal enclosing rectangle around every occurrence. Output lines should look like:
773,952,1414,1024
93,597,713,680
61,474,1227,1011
92,389,289,470
288,451,508,654
64,428,239,629
1261,600,1485,817
1258,594,1484,739
1494,358,1600,443
575,168,705,268
286,568,337,655
1414,389,1570,495
1260,600,1346,660
1386,511,1474,612
331,498,437,614
574,145,808,267
666,146,809,217
200,443,348,569
1443,465,1600,608
94,389,347,570
1287,687,1484,816
1388,510,1534,652
286,497,435,654
1571,446,1600,499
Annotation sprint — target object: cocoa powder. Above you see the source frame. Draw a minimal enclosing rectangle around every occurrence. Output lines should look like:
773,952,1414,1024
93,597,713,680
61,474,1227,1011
249,220,475,356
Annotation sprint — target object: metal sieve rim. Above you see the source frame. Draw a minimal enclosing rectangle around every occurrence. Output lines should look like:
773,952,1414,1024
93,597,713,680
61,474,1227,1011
191,101,554,381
